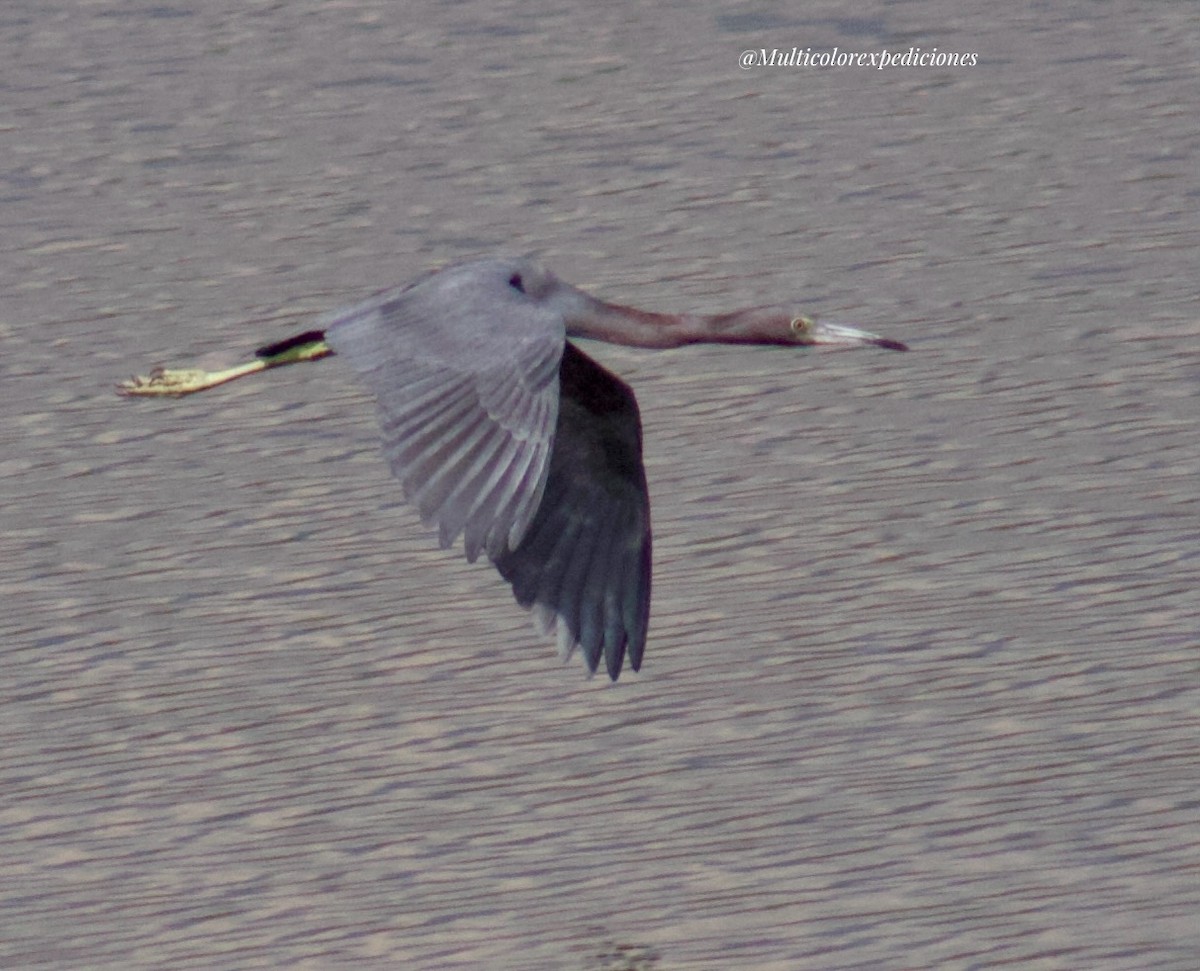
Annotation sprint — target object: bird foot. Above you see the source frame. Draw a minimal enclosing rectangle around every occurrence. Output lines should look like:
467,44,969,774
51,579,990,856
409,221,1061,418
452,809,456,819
117,367,228,396
116,357,268,396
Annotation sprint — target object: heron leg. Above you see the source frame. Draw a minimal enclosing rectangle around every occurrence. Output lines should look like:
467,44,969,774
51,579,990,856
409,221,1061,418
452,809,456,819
117,334,332,397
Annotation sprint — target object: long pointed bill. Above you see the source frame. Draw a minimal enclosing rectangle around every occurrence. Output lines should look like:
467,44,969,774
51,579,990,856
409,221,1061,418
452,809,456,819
808,320,908,352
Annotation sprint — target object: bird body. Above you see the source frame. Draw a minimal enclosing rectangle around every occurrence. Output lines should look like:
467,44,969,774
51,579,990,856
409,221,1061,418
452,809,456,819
119,257,907,680
325,262,566,563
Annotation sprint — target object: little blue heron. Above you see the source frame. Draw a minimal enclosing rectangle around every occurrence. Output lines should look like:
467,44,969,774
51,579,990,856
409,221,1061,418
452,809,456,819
119,257,907,680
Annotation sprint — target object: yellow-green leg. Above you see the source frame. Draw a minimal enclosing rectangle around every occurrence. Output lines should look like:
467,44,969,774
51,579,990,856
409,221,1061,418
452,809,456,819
117,332,332,397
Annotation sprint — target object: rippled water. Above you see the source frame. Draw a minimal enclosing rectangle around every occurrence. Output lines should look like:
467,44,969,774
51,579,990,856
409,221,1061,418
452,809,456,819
2,1,1196,968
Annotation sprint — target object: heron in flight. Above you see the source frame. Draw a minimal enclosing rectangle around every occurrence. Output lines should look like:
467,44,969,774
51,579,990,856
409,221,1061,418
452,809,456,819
119,257,907,680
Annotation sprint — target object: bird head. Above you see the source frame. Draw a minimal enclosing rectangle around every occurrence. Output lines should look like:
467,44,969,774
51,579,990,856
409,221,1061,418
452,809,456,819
788,315,908,351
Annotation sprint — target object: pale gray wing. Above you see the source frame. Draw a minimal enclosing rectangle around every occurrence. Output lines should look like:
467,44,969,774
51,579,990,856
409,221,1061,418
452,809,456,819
324,263,564,563
494,343,651,680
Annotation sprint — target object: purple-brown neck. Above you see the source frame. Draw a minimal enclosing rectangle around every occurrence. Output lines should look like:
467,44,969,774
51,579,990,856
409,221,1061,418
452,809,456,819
566,297,796,350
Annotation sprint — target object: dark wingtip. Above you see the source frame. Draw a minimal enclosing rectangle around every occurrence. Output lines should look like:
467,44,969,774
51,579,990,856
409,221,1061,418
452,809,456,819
874,337,909,352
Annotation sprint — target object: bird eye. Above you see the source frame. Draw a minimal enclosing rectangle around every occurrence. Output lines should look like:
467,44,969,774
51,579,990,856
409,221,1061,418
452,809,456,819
790,316,813,336
508,273,525,293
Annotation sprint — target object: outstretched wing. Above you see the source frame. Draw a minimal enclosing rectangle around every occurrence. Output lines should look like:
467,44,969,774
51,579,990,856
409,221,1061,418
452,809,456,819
494,342,651,680
325,264,564,562
326,261,652,680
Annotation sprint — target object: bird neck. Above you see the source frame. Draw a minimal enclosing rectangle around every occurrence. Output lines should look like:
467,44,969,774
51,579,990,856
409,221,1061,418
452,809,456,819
568,299,791,350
